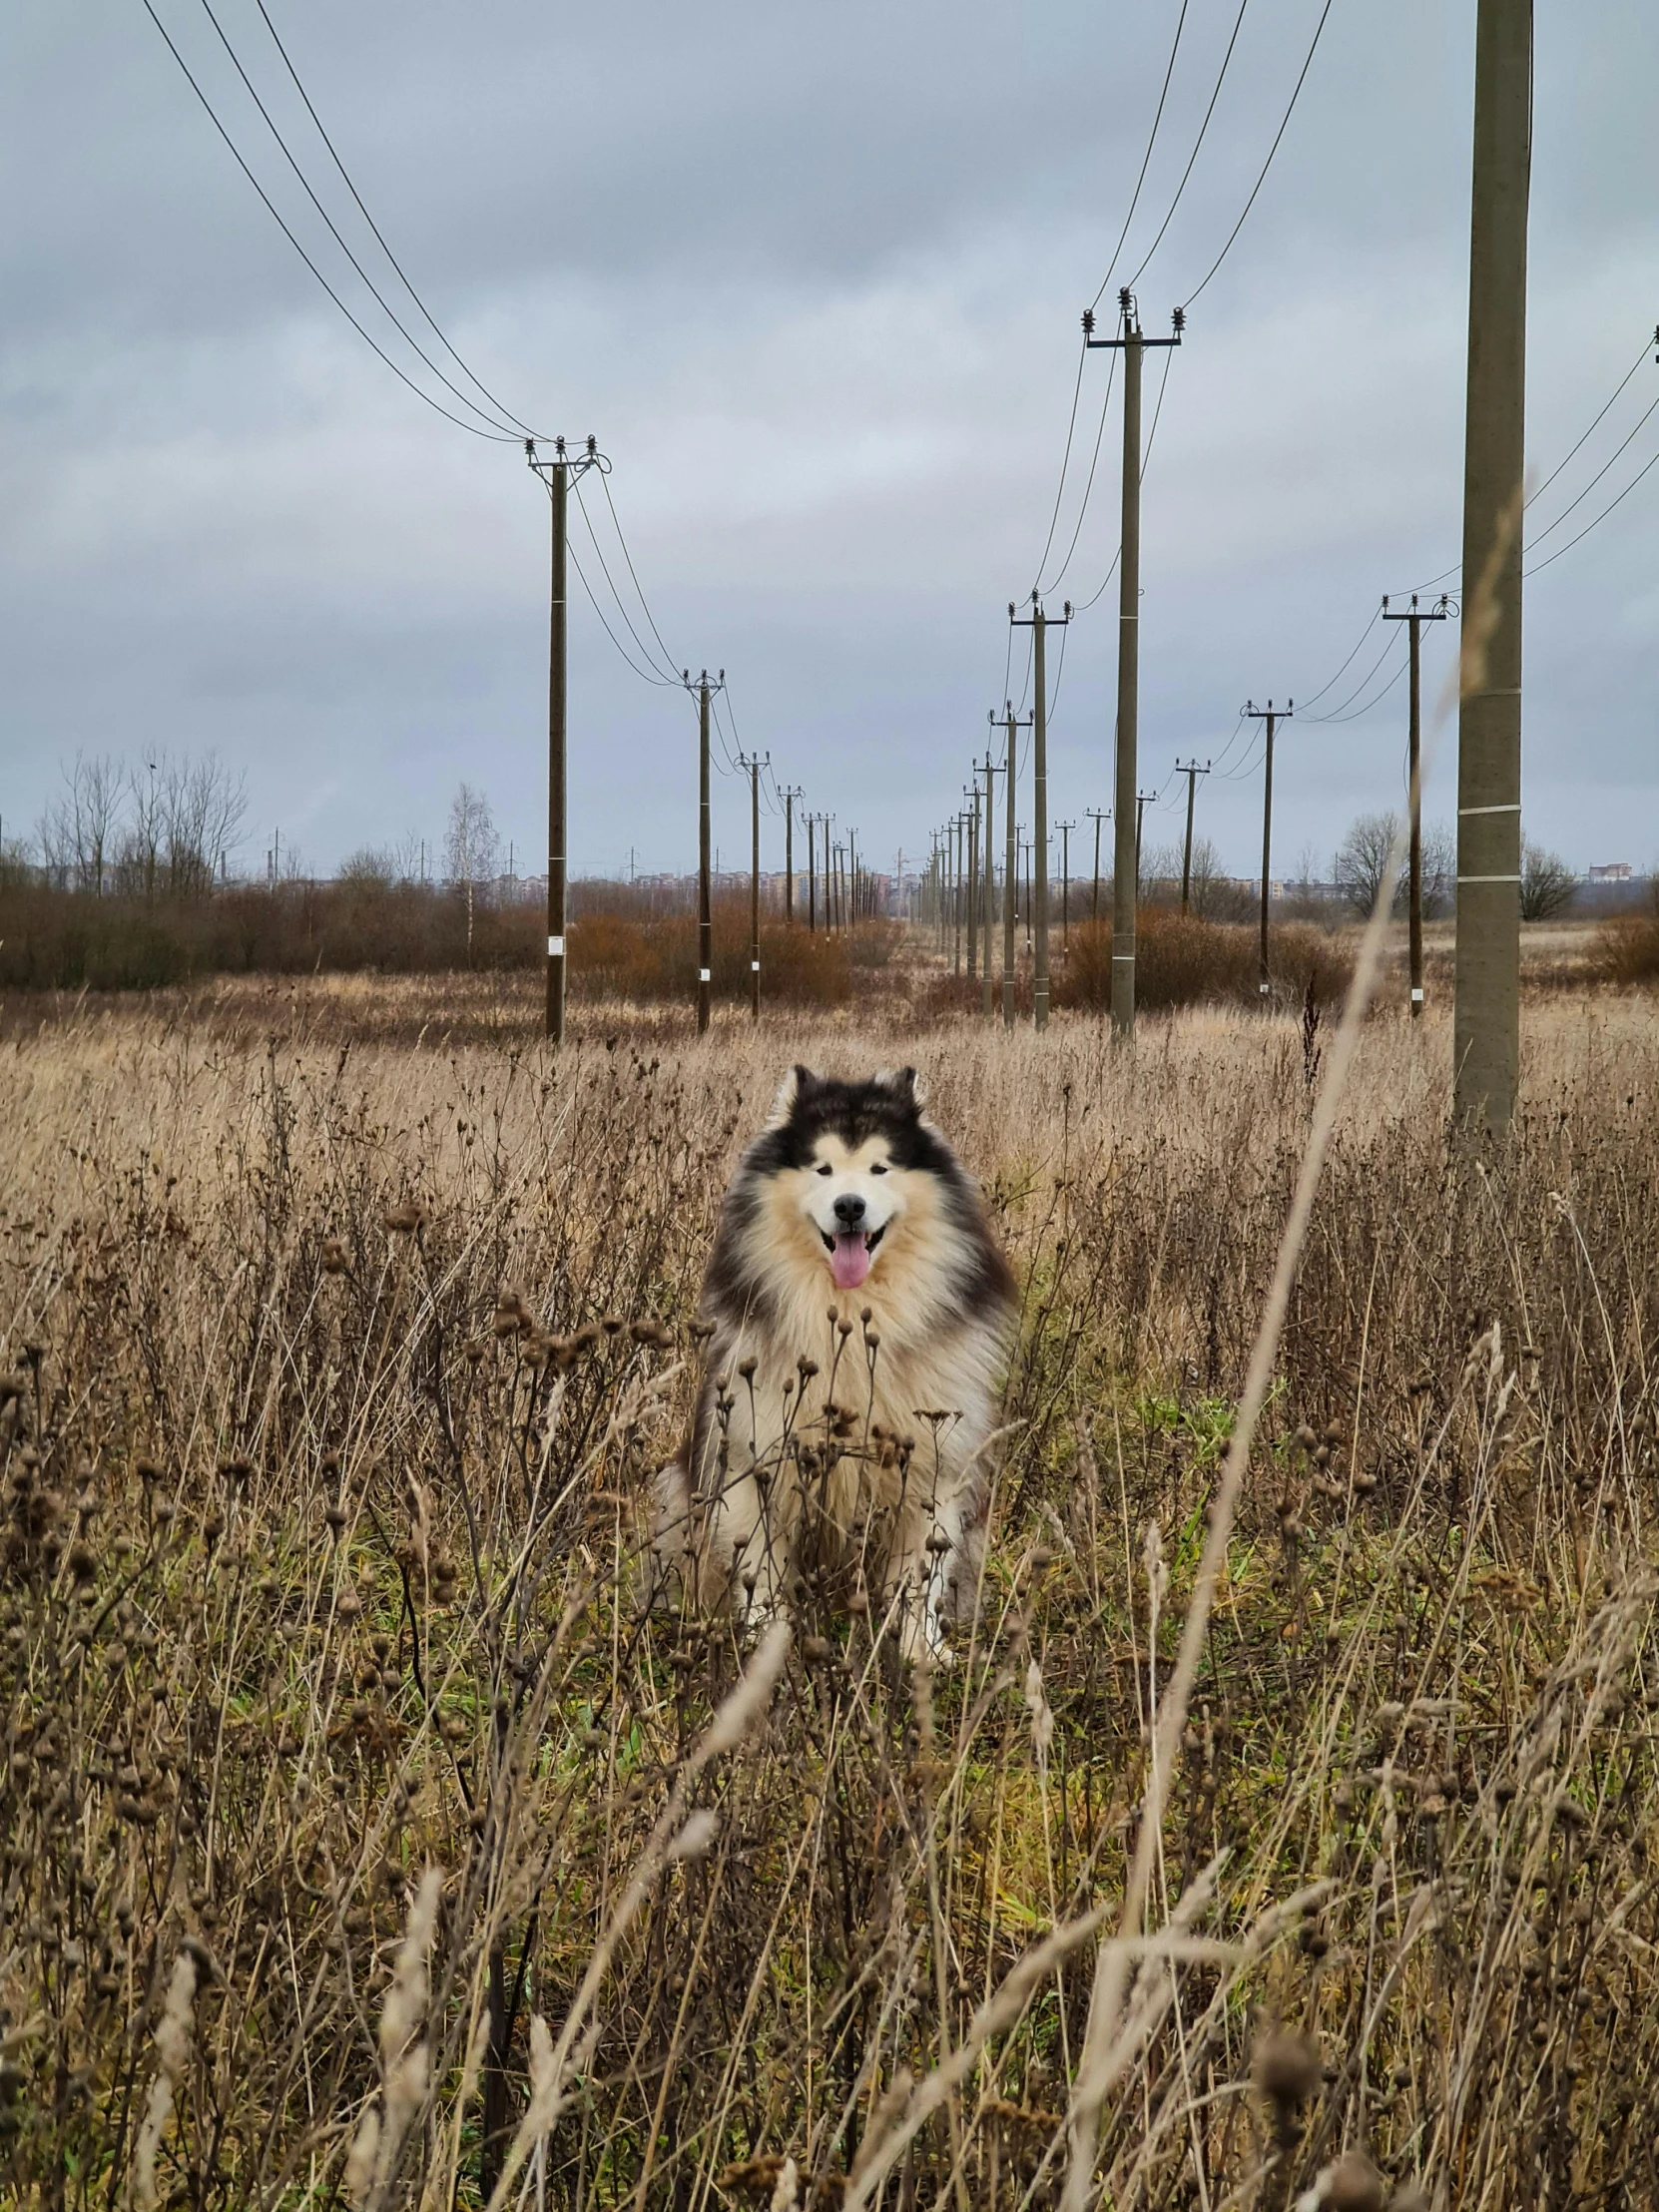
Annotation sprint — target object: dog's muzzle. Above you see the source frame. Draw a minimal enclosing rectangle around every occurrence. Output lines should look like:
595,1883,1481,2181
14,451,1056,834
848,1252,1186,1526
823,1193,886,1290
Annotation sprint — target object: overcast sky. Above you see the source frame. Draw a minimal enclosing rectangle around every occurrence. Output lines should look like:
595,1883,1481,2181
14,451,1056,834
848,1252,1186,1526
3,0,1656,882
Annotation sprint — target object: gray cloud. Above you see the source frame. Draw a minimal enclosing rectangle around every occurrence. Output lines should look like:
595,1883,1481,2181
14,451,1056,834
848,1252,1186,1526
3,0,1656,883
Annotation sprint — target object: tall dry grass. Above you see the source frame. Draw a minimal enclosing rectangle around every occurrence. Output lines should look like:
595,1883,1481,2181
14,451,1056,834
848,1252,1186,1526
2,996,1658,2207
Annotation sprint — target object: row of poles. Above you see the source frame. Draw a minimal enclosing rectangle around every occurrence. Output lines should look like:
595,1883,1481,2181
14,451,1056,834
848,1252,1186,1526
918,0,1531,1136
535,1,1530,1130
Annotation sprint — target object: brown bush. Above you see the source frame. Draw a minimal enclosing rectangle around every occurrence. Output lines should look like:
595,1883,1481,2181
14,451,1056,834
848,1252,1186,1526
1594,894,1659,985
0,879,870,1006
1055,908,1355,1013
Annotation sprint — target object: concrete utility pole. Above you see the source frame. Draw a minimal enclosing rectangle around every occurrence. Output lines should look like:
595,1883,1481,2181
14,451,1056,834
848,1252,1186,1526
1058,820,1076,951
781,786,802,922
1382,596,1451,1015
1086,809,1109,923
1244,700,1292,998
965,785,980,981
1175,759,1211,914
1010,594,1071,1028
847,827,859,926
1454,0,1532,1130
687,668,723,1035
1085,290,1183,1036
527,433,603,1043
739,751,768,1019
951,814,965,975
1134,790,1158,892
1000,705,1031,1029
981,743,1001,1020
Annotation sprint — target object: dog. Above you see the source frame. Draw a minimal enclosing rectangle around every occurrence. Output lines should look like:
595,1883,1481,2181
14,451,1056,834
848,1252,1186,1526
652,1064,1016,1658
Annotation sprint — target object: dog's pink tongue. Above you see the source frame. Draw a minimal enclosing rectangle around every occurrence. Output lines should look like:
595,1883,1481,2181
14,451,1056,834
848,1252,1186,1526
830,1234,872,1291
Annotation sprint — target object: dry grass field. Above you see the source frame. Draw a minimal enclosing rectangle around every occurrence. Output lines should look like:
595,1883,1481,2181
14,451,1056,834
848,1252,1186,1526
3,984,1658,2209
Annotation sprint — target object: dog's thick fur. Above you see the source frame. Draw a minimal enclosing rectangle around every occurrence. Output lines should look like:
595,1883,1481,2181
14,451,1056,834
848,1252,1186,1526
652,1065,1016,1655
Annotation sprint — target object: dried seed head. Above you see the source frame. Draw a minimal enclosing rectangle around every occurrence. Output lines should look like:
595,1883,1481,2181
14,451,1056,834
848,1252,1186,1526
1254,2027,1321,2109
1322,2150,1384,2211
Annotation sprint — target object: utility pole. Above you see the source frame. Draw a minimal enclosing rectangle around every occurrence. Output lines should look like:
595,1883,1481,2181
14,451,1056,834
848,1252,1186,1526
527,433,604,1043
1134,791,1158,892
1454,0,1532,1130
965,785,980,981
1020,837,1032,950
981,739,1001,1020
1085,290,1183,1036
1244,700,1291,999
739,751,768,1019
686,668,723,1035
1086,809,1108,924
1382,596,1451,1015
781,786,802,922
952,814,966,975
1000,705,1031,1029
1010,594,1071,1029
1175,760,1211,913
1058,820,1076,951
847,827,858,927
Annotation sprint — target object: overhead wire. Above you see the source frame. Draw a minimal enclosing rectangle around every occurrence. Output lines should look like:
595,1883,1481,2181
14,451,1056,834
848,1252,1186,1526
571,478,682,684
1523,384,1659,553
1089,0,1194,312
1041,350,1116,596
1296,604,1382,712
1124,0,1253,292
1068,342,1176,612
190,0,524,437
246,0,538,437
1300,625,1406,722
1524,438,1659,577
598,468,685,680
139,0,520,440
1180,0,1337,310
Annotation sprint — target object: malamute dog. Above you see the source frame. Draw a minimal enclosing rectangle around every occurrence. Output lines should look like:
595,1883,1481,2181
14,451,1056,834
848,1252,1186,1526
652,1065,1016,1657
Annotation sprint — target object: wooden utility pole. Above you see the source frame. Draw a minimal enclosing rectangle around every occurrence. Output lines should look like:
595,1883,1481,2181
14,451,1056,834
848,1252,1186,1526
1454,0,1531,1129
1086,808,1108,923
739,751,768,1019
781,786,802,922
1058,820,1075,950
1175,759,1211,914
527,434,603,1043
1085,292,1182,1036
1010,595,1071,1029
1382,595,1450,1014
1244,700,1291,999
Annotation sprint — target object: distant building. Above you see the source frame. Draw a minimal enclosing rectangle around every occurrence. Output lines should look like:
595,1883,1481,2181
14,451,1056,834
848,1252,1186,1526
1588,861,1633,882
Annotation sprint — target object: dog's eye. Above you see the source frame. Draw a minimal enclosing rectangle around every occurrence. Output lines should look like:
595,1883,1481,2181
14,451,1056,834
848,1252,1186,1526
816,1163,832,1177
870,1163,888,1176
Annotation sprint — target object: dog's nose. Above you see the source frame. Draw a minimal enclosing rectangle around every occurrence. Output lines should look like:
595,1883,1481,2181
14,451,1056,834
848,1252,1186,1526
832,1193,866,1229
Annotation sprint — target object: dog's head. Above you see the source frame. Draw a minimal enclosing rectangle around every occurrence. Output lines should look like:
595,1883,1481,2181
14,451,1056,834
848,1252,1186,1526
752,1064,941,1295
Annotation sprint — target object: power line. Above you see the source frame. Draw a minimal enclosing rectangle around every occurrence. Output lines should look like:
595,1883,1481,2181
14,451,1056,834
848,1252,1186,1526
246,0,538,438
1067,338,1176,612
598,468,684,679
139,0,520,440
1090,0,1194,312
1296,604,1382,710
1523,383,1659,553
1300,624,1406,722
1125,0,1253,292
1524,436,1659,577
571,476,682,683
191,0,524,437
1040,348,1116,595
1029,344,1089,593
1180,0,1337,310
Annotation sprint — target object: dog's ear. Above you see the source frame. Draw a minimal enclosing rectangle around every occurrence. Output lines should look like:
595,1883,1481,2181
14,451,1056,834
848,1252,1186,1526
767,1064,820,1128
873,1066,925,1114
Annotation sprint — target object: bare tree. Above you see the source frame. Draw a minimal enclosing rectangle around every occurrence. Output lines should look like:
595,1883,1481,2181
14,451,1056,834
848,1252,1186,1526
1420,822,1456,919
1334,812,1400,918
37,753,124,893
445,784,498,962
1520,839,1577,922
160,753,247,895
